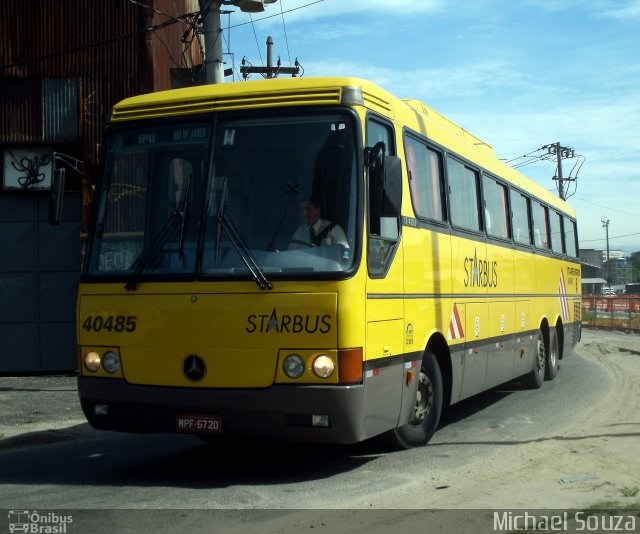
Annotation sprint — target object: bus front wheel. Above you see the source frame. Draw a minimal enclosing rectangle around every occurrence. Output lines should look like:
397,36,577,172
387,350,443,449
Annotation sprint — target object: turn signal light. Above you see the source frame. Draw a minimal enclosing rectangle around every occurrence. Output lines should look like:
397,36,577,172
338,348,363,384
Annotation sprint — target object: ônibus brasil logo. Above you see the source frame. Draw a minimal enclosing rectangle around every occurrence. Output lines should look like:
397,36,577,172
7,510,73,533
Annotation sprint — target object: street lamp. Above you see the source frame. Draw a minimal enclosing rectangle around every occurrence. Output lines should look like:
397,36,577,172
237,0,278,12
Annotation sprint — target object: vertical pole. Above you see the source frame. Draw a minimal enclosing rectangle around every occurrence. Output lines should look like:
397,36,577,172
266,36,274,78
555,142,565,200
203,1,225,84
602,219,610,288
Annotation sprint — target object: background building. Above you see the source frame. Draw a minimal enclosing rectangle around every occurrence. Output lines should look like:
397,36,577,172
1,0,201,372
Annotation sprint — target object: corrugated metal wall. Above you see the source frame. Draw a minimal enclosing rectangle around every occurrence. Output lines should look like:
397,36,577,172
0,1,201,373
1,0,201,168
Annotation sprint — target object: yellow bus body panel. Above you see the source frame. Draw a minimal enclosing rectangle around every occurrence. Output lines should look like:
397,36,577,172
79,289,339,388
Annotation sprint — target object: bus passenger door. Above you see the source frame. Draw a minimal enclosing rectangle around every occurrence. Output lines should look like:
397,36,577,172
485,300,515,388
363,117,406,437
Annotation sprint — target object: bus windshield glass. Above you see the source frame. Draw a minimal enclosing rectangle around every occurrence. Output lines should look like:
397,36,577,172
87,113,358,280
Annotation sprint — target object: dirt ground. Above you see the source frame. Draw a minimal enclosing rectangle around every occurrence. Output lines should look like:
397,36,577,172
1,329,639,515
390,328,640,510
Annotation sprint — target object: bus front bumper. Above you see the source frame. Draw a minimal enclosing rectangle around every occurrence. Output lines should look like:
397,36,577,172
78,377,367,444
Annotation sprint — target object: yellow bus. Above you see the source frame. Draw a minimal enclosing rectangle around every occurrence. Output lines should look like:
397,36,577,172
77,77,581,448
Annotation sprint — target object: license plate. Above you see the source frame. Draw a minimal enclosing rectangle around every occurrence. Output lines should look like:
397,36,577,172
176,413,223,434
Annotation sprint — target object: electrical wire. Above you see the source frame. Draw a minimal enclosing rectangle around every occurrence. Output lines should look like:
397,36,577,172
1,0,321,73
230,0,326,30
249,14,264,64
574,196,640,217
0,17,180,71
221,28,241,81
280,0,292,67
127,0,189,24
580,232,640,243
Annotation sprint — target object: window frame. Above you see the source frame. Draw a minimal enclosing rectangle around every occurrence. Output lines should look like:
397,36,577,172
366,113,401,279
482,173,511,242
445,154,483,235
403,131,447,226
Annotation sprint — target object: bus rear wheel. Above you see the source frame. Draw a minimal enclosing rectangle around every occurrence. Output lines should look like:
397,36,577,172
545,327,559,381
521,331,546,389
387,351,443,449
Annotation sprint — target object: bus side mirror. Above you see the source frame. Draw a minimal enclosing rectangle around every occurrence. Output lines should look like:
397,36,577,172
382,155,402,217
49,167,65,225
367,142,402,219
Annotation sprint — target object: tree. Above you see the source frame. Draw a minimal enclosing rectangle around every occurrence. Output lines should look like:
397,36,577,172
628,251,640,282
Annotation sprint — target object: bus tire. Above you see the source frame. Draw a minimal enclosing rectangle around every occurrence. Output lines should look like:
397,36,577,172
545,327,559,381
521,331,546,389
387,350,443,449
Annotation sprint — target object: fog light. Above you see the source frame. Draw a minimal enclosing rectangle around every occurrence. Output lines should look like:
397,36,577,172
94,404,108,416
283,354,305,379
312,415,330,427
312,354,335,378
84,351,101,372
102,351,120,374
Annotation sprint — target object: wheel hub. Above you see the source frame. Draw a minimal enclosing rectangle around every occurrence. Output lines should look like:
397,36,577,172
411,371,433,425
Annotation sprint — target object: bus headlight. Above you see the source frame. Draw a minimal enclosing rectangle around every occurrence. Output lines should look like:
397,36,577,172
102,351,121,374
312,354,335,378
283,354,305,379
84,351,101,372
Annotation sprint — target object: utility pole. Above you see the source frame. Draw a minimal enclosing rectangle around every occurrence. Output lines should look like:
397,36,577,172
542,142,575,200
240,36,300,79
202,1,225,84
602,218,610,287
201,0,279,84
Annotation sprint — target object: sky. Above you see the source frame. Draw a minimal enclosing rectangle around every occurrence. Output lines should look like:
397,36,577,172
216,0,640,253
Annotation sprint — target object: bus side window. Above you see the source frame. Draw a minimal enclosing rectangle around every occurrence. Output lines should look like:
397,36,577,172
366,118,399,277
510,189,532,246
447,156,481,233
549,210,564,254
483,175,509,240
534,229,542,248
404,134,445,223
564,216,577,257
532,200,550,250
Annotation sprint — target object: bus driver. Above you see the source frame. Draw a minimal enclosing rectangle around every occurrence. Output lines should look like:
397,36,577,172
289,198,348,250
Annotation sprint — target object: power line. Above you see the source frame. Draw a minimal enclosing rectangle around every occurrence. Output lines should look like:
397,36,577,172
1,0,323,73
0,17,181,71
249,14,264,63
574,196,640,217
506,143,584,201
580,231,640,243
127,0,189,24
230,0,325,29
279,0,292,67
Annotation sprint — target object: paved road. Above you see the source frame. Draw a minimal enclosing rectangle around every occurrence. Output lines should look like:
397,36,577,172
0,337,608,518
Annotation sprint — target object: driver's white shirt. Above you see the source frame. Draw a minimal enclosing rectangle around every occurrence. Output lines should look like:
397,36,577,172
289,218,348,249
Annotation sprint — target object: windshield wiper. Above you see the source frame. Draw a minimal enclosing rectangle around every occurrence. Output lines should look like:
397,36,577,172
214,176,272,290
124,211,182,291
125,178,192,291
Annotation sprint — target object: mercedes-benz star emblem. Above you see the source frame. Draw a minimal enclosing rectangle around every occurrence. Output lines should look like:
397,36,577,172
182,354,206,382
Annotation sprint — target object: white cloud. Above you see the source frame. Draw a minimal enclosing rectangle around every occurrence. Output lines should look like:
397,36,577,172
597,0,640,20
238,0,443,27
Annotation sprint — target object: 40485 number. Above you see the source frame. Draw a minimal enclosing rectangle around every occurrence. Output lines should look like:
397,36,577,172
82,315,137,333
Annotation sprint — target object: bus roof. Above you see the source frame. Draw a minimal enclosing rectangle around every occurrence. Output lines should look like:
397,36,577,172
109,76,575,217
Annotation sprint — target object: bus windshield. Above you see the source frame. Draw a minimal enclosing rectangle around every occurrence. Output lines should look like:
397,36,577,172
87,113,359,282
